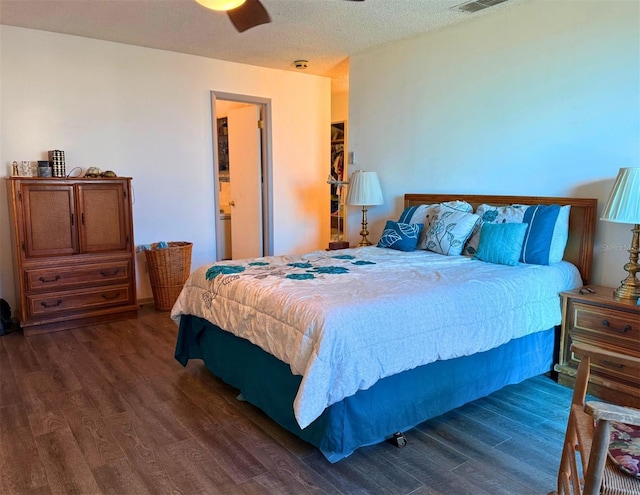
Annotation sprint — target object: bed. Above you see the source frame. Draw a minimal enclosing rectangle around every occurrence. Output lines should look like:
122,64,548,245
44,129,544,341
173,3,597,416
171,193,597,462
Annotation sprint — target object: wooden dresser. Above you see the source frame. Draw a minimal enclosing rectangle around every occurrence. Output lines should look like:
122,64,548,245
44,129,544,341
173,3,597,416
6,177,138,335
556,285,640,407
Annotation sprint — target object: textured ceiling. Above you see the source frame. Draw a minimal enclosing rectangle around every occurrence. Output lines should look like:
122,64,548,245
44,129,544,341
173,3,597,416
0,0,531,92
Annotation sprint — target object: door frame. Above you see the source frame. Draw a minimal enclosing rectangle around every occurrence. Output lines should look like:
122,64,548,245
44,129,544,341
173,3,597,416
210,91,273,260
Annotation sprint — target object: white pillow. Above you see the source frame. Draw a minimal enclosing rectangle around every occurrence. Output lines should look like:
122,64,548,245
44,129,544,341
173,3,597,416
424,207,480,256
548,205,571,264
407,201,473,250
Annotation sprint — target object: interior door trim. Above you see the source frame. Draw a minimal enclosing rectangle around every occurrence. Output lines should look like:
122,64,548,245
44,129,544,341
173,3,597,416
210,91,273,260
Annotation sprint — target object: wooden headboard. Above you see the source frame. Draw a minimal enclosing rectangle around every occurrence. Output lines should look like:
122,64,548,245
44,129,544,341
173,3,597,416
404,194,598,285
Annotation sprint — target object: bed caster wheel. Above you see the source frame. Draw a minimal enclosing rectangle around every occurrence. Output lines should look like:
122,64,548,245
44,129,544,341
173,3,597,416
389,432,407,448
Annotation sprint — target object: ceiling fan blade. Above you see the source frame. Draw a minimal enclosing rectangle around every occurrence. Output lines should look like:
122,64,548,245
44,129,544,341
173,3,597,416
227,0,271,33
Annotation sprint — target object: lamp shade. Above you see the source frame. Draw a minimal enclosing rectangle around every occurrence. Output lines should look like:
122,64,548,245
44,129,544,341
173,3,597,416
601,167,640,224
346,171,383,206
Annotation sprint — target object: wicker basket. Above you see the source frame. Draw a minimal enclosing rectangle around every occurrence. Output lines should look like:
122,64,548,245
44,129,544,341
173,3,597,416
144,242,193,311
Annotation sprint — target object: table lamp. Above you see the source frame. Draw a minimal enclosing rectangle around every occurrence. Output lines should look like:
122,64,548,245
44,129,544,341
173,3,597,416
600,167,640,303
346,170,383,246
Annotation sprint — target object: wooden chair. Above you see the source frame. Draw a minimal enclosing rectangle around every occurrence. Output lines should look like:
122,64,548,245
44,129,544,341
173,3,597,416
550,342,640,495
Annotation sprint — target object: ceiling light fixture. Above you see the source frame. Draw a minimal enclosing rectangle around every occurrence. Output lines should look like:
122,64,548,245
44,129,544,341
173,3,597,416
195,0,246,11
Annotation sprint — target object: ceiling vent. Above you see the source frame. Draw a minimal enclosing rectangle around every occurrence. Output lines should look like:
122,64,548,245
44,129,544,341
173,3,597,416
453,0,508,13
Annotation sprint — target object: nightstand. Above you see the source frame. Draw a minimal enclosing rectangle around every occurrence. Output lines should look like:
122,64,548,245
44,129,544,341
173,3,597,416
556,285,640,407
327,241,350,251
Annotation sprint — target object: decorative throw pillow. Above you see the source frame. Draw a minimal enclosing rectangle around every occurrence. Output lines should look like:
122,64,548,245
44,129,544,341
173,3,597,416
608,421,640,478
424,207,479,256
401,201,474,250
463,204,528,256
474,223,527,266
398,204,439,225
548,205,571,264
398,200,473,226
520,204,563,265
377,221,423,251
441,200,474,214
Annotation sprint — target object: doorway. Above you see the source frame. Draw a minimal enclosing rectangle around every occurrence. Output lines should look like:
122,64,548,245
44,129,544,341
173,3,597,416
211,92,273,261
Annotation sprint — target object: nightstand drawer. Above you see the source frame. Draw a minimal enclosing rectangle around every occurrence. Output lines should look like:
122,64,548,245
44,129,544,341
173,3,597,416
557,287,640,407
571,302,639,353
569,345,640,387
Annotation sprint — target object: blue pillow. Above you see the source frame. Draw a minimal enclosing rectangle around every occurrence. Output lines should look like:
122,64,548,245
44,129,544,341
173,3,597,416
520,204,562,265
378,221,423,251
474,222,527,266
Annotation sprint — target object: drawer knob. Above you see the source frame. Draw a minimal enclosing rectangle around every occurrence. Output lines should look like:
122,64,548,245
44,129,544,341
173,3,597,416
100,269,121,277
39,275,61,283
101,291,121,300
41,299,62,308
602,359,624,369
601,319,632,333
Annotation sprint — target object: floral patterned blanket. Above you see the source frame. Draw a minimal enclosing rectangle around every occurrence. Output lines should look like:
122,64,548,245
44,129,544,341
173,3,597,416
171,246,581,429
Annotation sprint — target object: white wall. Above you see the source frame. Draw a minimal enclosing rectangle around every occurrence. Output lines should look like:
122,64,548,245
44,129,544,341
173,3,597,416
348,0,639,288
331,91,349,124
0,26,330,306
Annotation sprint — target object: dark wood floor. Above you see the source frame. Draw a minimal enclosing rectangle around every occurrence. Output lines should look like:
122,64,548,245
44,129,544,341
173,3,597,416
0,305,572,495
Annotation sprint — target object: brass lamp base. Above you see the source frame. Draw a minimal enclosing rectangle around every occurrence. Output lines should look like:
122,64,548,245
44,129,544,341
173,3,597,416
613,286,640,303
613,223,640,304
358,206,373,246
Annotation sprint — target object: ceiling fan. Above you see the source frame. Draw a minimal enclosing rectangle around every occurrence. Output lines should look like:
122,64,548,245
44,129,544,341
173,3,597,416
195,0,365,33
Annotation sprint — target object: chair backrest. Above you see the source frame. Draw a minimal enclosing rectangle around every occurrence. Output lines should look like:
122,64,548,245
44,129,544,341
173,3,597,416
554,342,640,495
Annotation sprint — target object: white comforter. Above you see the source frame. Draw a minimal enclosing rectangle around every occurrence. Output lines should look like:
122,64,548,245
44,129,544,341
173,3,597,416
171,247,581,429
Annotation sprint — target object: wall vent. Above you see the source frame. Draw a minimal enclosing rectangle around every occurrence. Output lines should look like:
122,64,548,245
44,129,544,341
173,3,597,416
453,0,509,13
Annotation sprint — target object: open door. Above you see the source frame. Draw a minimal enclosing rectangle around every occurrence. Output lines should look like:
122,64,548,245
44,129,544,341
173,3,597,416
212,92,272,262
227,104,263,259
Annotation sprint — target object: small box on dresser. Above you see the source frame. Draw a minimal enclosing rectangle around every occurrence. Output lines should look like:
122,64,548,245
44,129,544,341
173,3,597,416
5,176,138,335
556,285,640,408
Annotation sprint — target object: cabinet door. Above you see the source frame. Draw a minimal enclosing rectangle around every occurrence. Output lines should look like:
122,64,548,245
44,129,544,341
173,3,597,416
77,182,130,253
21,183,77,257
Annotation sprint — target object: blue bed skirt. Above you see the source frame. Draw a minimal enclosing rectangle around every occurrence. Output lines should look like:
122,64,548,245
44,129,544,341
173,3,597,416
175,315,555,462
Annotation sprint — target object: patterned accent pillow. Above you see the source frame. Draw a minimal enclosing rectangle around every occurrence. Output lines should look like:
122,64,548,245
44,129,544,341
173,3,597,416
424,207,479,256
608,421,640,478
474,223,527,266
377,221,423,252
398,200,473,225
397,201,474,250
463,204,528,256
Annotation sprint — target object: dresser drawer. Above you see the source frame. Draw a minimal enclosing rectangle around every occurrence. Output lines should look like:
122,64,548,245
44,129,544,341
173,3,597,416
570,302,639,353
27,285,132,317
25,261,131,292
